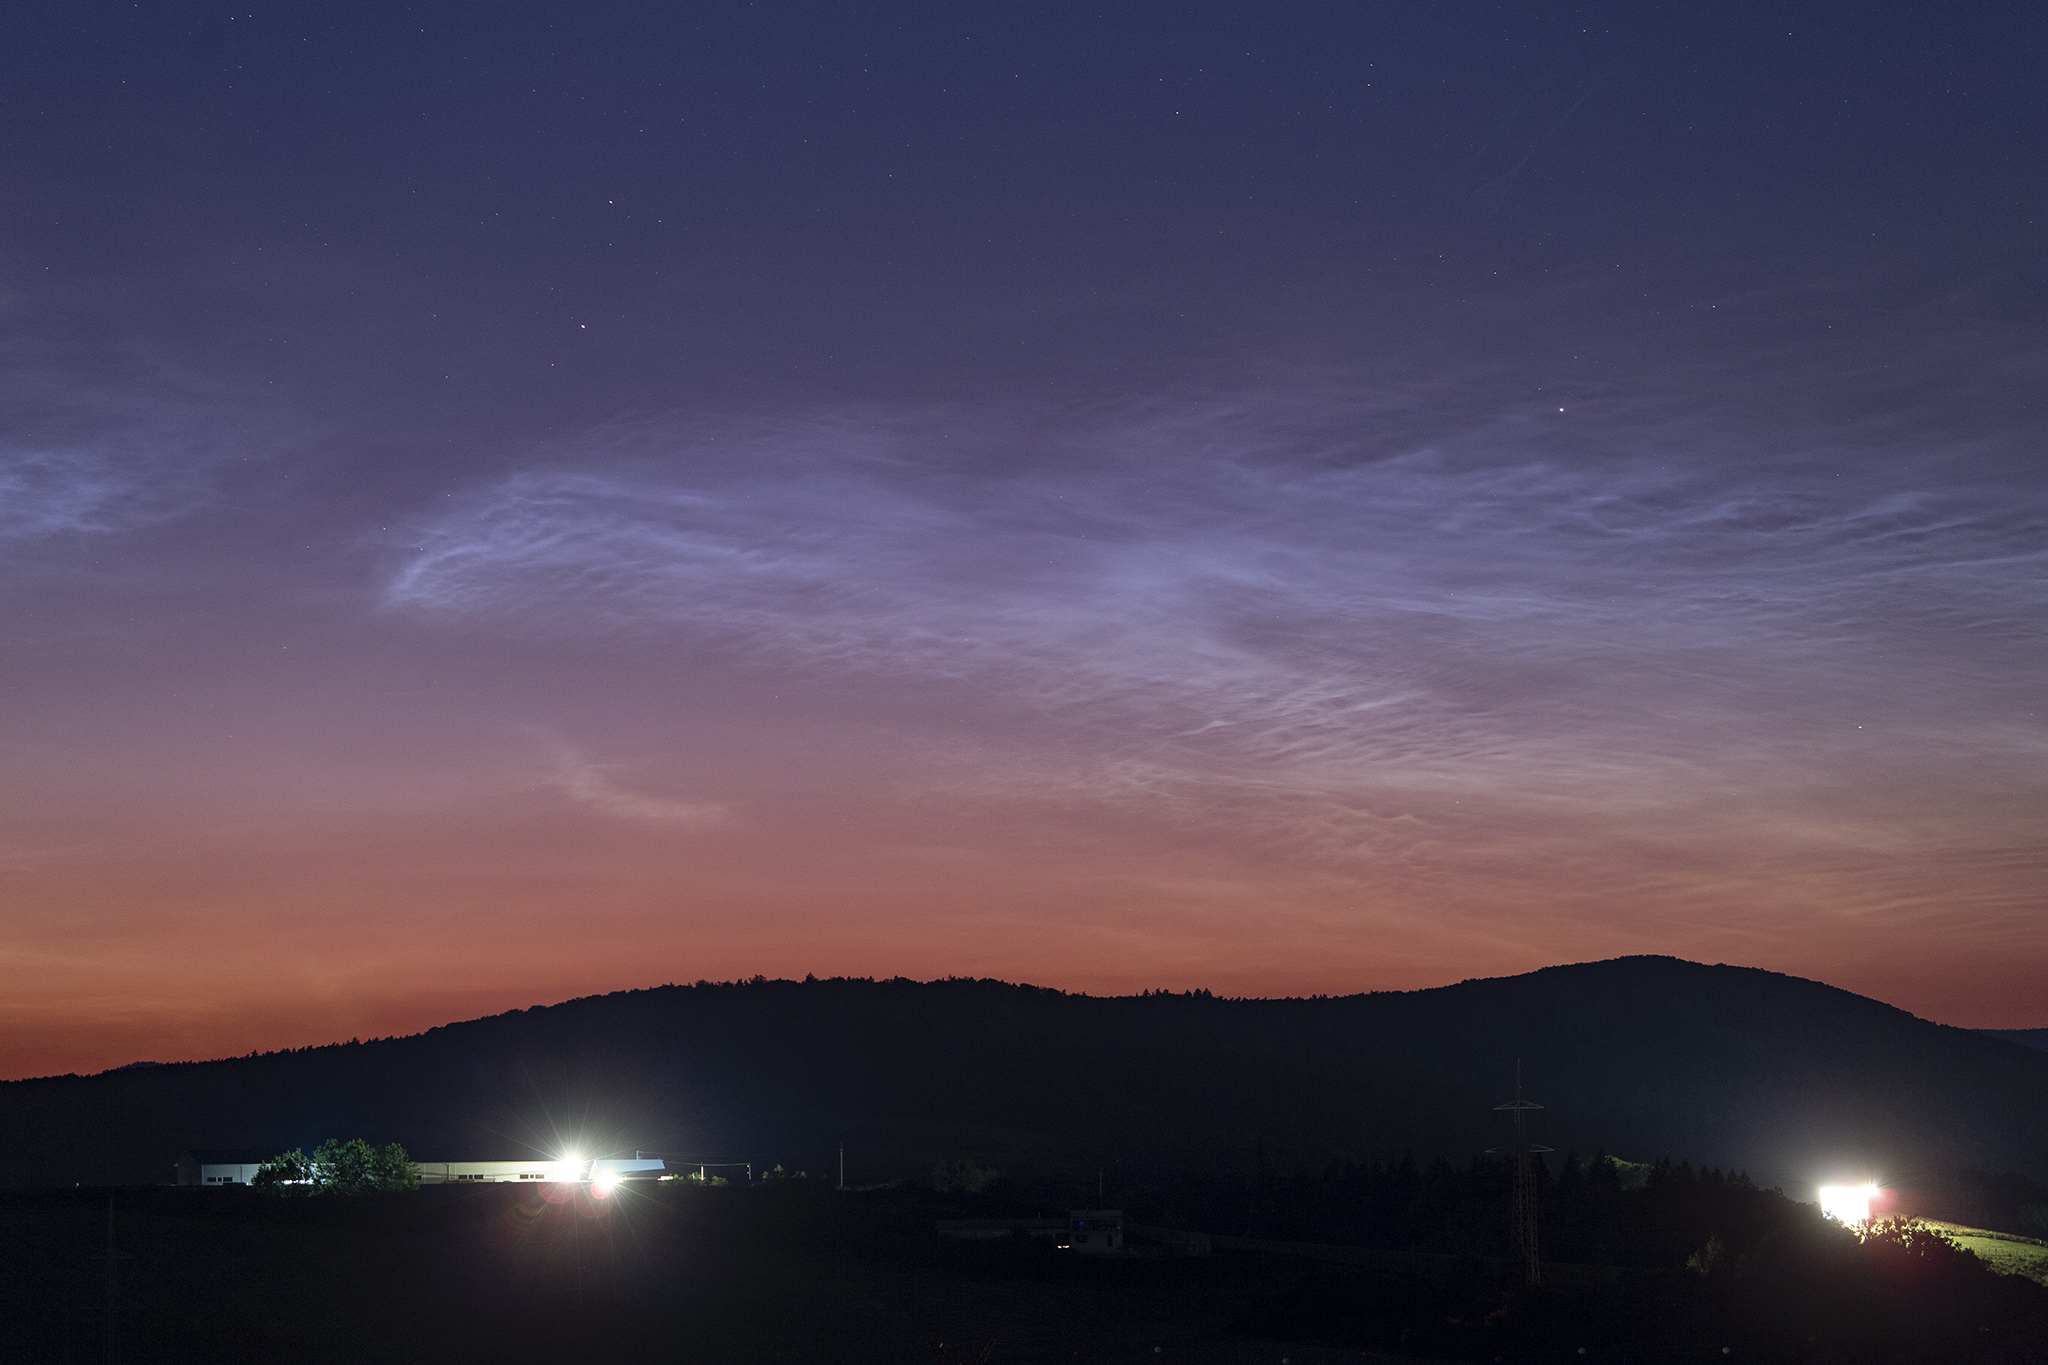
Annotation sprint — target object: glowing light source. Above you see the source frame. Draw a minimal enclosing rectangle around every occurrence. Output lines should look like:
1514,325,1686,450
552,1153,587,1184
1818,1183,1879,1225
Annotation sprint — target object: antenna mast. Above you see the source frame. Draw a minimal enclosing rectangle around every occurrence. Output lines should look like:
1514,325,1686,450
1489,1061,1552,1285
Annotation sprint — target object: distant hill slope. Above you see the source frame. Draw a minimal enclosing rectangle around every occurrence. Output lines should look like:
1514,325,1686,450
5,956,2046,1190
1980,1028,2048,1054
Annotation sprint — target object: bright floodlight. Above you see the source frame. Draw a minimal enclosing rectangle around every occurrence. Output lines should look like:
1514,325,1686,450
1818,1184,1878,1225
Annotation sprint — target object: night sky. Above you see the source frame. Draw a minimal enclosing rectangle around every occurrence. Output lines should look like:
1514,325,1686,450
4,3,2044,1078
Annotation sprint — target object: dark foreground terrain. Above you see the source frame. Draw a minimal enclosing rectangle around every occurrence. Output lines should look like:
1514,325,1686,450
4,1178,2044,1365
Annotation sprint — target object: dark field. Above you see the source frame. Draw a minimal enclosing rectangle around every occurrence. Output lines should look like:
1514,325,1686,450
6,1181,2048,1364
0,1182,1429,1364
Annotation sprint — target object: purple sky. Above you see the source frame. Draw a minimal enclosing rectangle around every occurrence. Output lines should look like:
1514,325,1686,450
2,3,2043,1077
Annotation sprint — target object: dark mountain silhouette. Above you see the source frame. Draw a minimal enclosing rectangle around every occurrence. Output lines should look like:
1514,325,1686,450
1980,1028,2048,1054
6,956,2046,1191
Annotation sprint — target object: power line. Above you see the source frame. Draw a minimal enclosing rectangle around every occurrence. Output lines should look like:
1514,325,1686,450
1489,1060,1552,1285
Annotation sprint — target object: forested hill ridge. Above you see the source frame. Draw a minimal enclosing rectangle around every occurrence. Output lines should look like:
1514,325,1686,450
1979,1028,2048,1053
5,955,2047,1191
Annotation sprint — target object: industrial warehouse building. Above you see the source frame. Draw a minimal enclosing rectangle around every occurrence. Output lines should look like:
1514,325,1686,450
175,1150,664,1185
411,1160,559,1184
414,1157,665,1184
175,1150,274,1186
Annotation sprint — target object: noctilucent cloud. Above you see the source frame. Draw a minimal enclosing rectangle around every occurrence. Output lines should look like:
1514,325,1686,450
3,3,2043,1076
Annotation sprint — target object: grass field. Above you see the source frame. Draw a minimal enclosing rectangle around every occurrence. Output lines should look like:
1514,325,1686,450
1924,1221,2048,1286
5,1186,2042,1362
0,1184,1492,1363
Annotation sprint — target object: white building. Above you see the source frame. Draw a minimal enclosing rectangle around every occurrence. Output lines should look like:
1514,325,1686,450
413,1160,558,1184
175,1149,272,1186
1067,1209,1125,1253
177,1150,666,1186
413,1157,666,1184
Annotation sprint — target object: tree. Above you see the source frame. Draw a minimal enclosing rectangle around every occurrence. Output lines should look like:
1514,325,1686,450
1857,1217,1982,1285
300,1138,419,1194
252,1148,312,1191
371,1141,419,1191
311,1138,377,1194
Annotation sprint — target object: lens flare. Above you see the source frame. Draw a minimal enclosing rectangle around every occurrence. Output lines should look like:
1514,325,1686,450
1818,1183,1879,1226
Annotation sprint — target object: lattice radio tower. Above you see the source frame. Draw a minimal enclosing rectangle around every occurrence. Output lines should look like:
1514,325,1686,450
1489,1061,1552,1285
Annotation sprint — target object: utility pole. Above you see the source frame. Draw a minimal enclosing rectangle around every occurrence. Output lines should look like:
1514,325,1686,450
1489,1061,1552,1285
838,1144,845,1190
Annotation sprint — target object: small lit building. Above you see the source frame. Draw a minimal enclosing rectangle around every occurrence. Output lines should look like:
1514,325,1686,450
1067,1209,1125,1254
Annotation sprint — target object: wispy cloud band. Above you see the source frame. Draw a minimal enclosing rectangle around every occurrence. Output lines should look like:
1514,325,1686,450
0,369,288,544
384,395,2046,845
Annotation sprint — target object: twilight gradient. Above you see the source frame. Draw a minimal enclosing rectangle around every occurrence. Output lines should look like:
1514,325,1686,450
1,2,2043,1076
